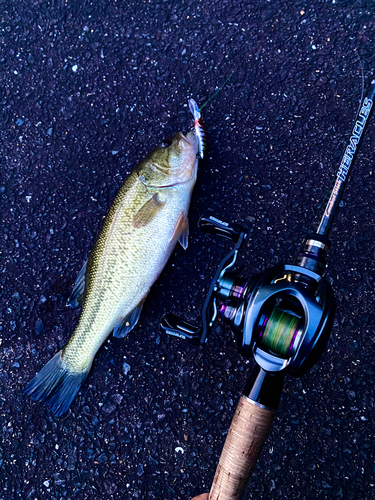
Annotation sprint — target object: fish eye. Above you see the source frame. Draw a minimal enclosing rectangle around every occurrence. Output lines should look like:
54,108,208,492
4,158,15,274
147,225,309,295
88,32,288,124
161,139,172,148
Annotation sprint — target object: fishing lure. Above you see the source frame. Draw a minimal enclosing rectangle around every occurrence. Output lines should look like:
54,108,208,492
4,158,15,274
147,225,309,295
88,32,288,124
189,98,207,160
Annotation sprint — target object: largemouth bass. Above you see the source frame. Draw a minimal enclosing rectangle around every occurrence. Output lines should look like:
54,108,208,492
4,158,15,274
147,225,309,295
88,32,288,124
26,107,201,417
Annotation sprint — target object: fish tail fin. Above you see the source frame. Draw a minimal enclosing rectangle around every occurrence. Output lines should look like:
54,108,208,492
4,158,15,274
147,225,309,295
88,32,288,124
25,350,90,417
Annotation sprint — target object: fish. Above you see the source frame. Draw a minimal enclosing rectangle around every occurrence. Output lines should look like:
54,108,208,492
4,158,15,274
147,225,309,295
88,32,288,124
189,98,207,159
25,108,200,417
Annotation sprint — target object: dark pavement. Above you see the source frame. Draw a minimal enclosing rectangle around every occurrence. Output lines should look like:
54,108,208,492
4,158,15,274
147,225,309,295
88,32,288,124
1,1,375,499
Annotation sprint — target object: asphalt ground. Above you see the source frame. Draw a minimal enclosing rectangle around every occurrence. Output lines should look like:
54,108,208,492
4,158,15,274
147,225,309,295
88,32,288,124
1,1,375,499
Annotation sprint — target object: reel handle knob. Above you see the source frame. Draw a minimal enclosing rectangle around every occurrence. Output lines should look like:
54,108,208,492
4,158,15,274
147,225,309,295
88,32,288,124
199,216,245,243
160,313,201,345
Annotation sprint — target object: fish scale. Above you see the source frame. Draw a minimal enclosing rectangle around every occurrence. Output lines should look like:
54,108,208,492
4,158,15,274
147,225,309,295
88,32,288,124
65,177,189,368
26,125,199,417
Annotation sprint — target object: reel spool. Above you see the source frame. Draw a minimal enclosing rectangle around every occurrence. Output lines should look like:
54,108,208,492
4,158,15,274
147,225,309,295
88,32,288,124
258,306,303,359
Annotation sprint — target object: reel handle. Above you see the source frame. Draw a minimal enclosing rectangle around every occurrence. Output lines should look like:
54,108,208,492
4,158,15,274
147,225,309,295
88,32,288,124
209,396,274,500
160,215,248,346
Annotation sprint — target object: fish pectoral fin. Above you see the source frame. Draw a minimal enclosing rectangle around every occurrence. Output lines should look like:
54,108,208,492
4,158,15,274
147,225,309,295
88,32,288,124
131,193,166,228
172,212,189,250
68,260,87,308
113,296,147,338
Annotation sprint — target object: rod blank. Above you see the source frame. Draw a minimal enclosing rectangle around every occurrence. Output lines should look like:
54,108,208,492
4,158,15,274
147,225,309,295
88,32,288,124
316,79,375,237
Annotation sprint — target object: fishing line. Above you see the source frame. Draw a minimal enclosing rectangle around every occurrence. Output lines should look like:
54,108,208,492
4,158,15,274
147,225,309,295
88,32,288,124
189,66,238,159
354,49,365,116
259,308,301,358
199,68,237,111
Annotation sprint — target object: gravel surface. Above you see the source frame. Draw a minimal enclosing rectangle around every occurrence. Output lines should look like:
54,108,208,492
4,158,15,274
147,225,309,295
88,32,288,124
1,1,375,499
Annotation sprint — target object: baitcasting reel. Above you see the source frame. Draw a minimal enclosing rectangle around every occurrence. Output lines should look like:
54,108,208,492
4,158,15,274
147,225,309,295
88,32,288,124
161,215,335,409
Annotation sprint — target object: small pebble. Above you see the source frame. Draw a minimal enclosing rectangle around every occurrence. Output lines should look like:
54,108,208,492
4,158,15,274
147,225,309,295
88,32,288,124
35,319,44,335
137,463,144,476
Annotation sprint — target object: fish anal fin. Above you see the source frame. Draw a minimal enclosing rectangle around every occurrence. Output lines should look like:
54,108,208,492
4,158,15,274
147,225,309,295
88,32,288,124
113,297,147,338
131,193,166,228
172,212,189,250
68,260,87,308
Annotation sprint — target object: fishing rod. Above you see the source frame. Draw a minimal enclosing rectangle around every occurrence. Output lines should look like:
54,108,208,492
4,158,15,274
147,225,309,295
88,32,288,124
160,76,375,499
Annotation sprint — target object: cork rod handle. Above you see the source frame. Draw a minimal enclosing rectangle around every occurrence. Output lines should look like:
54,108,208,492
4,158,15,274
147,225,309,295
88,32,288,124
209,395,275,500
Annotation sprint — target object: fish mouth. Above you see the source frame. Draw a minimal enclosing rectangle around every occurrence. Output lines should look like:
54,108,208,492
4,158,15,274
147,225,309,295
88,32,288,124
148,132,198,190
181,131,198,154
185,130,198,145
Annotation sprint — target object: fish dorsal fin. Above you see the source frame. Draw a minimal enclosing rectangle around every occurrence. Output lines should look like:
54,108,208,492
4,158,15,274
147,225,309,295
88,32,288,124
132,193,166,228
68,260,87,308
113,296,147,338
171,212,189,250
